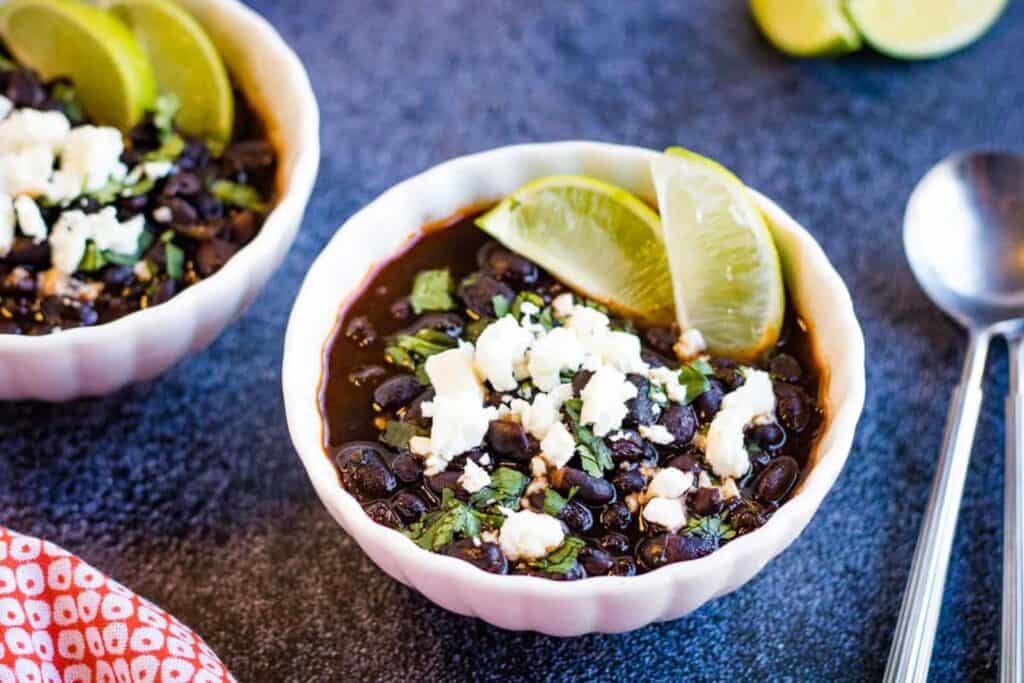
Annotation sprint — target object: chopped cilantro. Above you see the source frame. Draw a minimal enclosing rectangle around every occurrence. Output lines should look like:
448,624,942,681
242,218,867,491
380,420,424,450
542,487,569,516
648,382,668,407
209,179,269,212
51,82,84,125
470,466,528,510
510,291,544,319
536,306,555,330
678,361,714,404
164,242,185,280
385,345,416,372
395,328,458,358
143,133,185,163
527,536,585,575
404,489,481,551
492,294,510,318
77,242,107,272
410,268,455,314
90,175,154,205
153,94,181,142
563,398,614,477
583,299,609,314
684,515,736,541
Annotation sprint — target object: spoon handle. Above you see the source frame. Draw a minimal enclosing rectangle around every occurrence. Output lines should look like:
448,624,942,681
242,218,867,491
885,329,991,683
1004,336,1024,683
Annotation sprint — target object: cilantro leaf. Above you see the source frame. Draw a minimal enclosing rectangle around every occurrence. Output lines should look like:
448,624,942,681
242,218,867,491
684,515,737,541
395,328,458,358
103,231,155,267
471,467,528,510
536,306,555,330
563,398,614,476
528,536,585,575
77,242,108,272
492,294,510,318
165,242,185,280
404,489,480,551
678,361,714,404
410,268,455,314
153,94,181,142
143,133,185,163
209,179,269,212
510,291,544,319
542,488,568,516
379,420,424,450
89,175,155,205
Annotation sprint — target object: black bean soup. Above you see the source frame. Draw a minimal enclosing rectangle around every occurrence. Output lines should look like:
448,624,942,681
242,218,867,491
0,57,276,334
321,207,824,579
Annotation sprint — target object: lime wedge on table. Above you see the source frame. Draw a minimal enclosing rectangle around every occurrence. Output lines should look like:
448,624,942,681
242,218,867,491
0,0,156,130
100,0,234,149
652,149,784,360
846,0,1007,59
749,0,861,57
476,176,675,326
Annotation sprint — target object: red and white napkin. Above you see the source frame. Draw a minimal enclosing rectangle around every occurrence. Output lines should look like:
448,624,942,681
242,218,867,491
0,527,235,683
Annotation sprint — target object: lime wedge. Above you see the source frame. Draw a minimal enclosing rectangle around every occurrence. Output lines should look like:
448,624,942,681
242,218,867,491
0,0,156,130
749,0,861,57
100,0,234,149
847,0,1006,59
476,176,675,326
651,149,785,360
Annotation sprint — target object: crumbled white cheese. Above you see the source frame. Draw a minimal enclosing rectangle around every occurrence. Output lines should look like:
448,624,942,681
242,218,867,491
527,326,583,391
705,369,776,479
0,109,70,155
458,460,492,494
674,328,707,361
593,329,648,374
474,315,533,391
0,146,57,197
642,497,687,532
409,436,432,456
540,421,576,469
498,510,565,561
0,194,13,256
425,343,483,402
518,301,540,317
49,207,143,268
479,453,491,466
152,206,173,223
551,293,574,318
648,366,688,404
521,391,559,440
142,160,174,181
719,477,740,500
639,423,675,445
132,260,152,282
580,365,637,436
0,96,12,121
646,467,694,499
14,195,46,243
60,125,127,191
567,304,610,340
530,456,548,478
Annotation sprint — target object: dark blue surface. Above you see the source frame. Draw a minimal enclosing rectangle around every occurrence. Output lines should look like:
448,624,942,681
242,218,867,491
3,1,1024,680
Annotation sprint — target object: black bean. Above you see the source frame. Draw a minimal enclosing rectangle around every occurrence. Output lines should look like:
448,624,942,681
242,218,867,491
477,242,539,286
754,456,799,503
344,315,377,348
149,279,177,306
665,452,700,474
769,353,803,383
364,501,403,529
640,349,672,368
443,540,508,574
558,501,594,534
608,557,637,576
571,369,594,395
601,502,632,531
579,546,614,576
598,533,630,555
658,404,696,445
688,487,723,516
195,239,238,277
404,312,464,338
712,359,745,391
747,421,787,450
644,326,678,356
775,382,813,433
551,467,615,506
373,375,424,412
162,171,203,197
391,453,422,484
693,379,725,422
624,374,656,426
6,237,50,266
347,365,387,388
427,470,462,495
485,419,532,461
389,297,412,321
668,534,719,562
100,265,134,288
336,442,397,501
159,197,198,225
223,140,276,174
611,469,647,495
392,492,429,524
403,388,436,428
457,274,514,317
224,210,259,243
637,534,673,571
729,502,770,534
608,430,648,462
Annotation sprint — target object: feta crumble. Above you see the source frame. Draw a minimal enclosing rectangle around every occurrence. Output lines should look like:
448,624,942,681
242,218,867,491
639,423,675,445
49,208,145,274
551,292,574,318
458,460,492,494
580,365,637,436
674,328,707,361
642,497,686,532
60,125,127,192
14,195,46,243
474,315,534,391
540,421,576,469
0,194,13,256
498,510,565,561
705,368,776,479
153,206,173,223
646,467,694,499
527,326,583,391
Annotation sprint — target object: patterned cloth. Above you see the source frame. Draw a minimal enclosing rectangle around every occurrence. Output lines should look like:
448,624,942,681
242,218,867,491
0,528,234,683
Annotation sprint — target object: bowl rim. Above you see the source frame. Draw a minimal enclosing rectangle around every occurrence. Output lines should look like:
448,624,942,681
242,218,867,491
0,0,320,351
283,140,865,601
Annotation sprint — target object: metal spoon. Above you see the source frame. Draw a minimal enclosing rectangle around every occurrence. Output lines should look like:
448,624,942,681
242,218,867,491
888,149,1024,683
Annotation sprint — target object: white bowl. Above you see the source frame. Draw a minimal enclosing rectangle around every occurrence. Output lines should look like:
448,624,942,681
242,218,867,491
0,0,320,401
283,141,865,635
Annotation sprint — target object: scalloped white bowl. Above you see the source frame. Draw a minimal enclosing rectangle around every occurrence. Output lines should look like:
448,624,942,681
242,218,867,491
0,0,320,401
283,142,865,635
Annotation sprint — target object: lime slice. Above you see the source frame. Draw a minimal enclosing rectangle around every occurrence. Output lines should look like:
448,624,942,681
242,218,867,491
651,148,785,360
476,176,675,326
749,0,862,57
847,0,1006,59
0,0,156,130
100,0,234,149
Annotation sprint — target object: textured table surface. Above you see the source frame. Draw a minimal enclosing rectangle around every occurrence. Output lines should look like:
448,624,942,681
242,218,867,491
4,1,1024,680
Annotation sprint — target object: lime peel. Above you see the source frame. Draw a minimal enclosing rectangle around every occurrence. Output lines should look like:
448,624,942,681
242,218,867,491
846,0,1007,59
749,0,862,58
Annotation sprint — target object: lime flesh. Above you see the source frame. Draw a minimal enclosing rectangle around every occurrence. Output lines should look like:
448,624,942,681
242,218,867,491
101,0,234,149
476,176,675,326
0,0,156,130
651,149,785,361
749,0,861,57
847,0,1007,59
